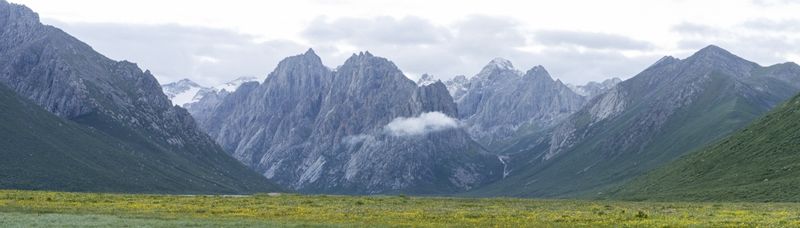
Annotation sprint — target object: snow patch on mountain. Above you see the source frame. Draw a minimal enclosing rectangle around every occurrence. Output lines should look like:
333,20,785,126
162,77,259,107
416,74,438,86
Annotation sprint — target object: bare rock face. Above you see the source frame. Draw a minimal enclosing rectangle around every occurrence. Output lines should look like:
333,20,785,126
0,1,277,193
196,50,502,194
451,59,586,148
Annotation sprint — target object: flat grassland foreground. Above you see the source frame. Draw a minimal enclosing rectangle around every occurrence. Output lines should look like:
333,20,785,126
0,190,798,227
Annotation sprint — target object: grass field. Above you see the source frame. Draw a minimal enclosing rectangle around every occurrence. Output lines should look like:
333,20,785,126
1,190,799,227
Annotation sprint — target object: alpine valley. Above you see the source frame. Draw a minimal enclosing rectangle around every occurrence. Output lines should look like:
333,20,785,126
4,0,800,204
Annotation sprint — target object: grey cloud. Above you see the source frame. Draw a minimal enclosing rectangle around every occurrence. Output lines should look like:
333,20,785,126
741,18,800,32
47,20,306,86
678,36,798,65
300,15,656,84
303,16,446,46
448,15,526,55
534,30,654,50
752,0,800,6
673,21,800,65
672,22,724,36
515,48,661,83
301,15,530,81
48,15,668,87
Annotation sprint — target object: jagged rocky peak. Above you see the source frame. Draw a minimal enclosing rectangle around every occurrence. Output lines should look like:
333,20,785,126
567,77,623,99
346,51,385,64
456,59,586,148
477,57,520,76
444,75,471,100
450,75,469,83
416,73,438,86
0,0,40,28
488,57,515,70
523,65,553,80
217,76,258,92
304,47,317,55
162,78,208,106
693,45,736,58
162,76,260,107
686,45,759,69
413,80,458,116
266,48,330,89
267,48,325,79
163,79,204,91
650,56,680,68
338,50,409,86
281,48,324,67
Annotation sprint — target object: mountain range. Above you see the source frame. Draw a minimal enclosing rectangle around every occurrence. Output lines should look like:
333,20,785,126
470,45,800,197
174,45,800,198
0,1,280,194
191,50,501,194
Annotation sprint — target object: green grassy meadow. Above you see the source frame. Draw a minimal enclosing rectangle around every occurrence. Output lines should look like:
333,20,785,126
1,190,799,227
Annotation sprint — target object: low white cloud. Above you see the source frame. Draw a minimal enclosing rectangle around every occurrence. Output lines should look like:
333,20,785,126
384,112,460,137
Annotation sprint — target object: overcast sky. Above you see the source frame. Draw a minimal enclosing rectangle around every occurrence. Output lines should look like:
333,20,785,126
11,0,800,85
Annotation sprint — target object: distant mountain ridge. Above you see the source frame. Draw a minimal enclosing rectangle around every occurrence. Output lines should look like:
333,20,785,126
162,77,258,107
567,77,622,100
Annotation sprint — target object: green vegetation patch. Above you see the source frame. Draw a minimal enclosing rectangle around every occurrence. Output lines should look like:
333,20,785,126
1,190,799,227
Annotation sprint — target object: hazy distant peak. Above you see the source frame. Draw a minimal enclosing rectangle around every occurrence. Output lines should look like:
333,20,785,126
417,73,438,86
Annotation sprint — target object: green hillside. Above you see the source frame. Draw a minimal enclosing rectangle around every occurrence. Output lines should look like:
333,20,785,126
0,84,280,194
610,93,800,202
468,46,800,198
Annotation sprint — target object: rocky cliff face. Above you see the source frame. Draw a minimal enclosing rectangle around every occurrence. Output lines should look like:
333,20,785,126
196,50,502,194
473,45,800,197
453,58,586,148
0,1,278,193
